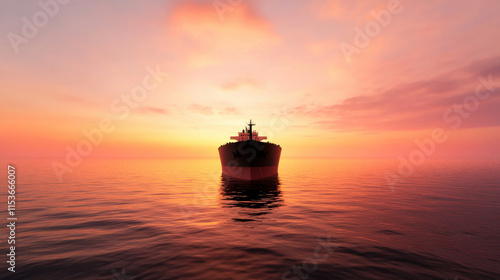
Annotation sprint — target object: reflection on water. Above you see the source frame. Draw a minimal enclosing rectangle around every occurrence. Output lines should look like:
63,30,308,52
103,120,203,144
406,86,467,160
4,158,500,279
219,175,283,221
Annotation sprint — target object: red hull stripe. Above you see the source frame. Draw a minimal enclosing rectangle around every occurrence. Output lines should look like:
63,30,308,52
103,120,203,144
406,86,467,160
222,166,278,180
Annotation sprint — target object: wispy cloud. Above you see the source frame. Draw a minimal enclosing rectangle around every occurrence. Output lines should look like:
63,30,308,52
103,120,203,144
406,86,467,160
218,107,241,115
221,77,262,91
138,106,170,115
166,1,279,68
189,103,214,115
295,57,500,132
53,93,99,108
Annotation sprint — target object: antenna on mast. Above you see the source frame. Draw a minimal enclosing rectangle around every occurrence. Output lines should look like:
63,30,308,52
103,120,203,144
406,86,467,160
247,119,255,141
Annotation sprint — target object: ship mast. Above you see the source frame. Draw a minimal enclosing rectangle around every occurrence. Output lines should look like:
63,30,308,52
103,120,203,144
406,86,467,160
247,119,255,141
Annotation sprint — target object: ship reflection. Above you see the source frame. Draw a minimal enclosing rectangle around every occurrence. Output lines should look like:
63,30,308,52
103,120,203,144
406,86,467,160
220,176,283,222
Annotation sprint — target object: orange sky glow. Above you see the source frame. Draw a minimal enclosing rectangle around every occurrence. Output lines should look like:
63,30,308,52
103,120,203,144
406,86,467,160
1,0,499,159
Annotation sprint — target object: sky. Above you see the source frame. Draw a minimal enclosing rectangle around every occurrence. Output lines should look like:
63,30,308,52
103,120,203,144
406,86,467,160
1,0,499,159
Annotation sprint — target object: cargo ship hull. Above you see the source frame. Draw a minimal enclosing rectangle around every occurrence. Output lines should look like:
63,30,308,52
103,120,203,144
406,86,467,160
219,141,281,180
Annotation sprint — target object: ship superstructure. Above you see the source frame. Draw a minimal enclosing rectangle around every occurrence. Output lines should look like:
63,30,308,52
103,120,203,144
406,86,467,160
218,120,281,180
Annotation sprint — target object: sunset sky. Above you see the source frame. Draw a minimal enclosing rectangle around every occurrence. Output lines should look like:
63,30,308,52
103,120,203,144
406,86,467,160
1,0,499,159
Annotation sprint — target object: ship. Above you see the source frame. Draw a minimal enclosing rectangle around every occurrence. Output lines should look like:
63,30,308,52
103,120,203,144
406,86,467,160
218,120,282,181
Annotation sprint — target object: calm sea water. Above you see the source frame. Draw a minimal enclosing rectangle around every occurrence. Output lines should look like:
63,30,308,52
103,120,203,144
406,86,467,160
1,158,499,280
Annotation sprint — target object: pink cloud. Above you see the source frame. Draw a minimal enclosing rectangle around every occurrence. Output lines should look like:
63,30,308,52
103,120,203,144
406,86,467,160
53,93,100,108
295,57,500,132
313,0,368,19
138,107,170,115
218,107,240,115
221,77,261,91
167,1,279,67
189,103,214,115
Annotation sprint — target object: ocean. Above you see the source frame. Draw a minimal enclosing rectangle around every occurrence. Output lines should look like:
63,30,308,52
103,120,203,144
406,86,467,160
1,158,499,280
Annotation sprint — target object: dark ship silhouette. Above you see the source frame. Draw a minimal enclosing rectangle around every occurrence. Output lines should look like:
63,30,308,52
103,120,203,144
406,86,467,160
218,120,282,180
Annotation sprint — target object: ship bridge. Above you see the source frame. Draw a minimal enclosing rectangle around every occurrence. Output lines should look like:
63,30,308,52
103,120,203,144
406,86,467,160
230,120,267,142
